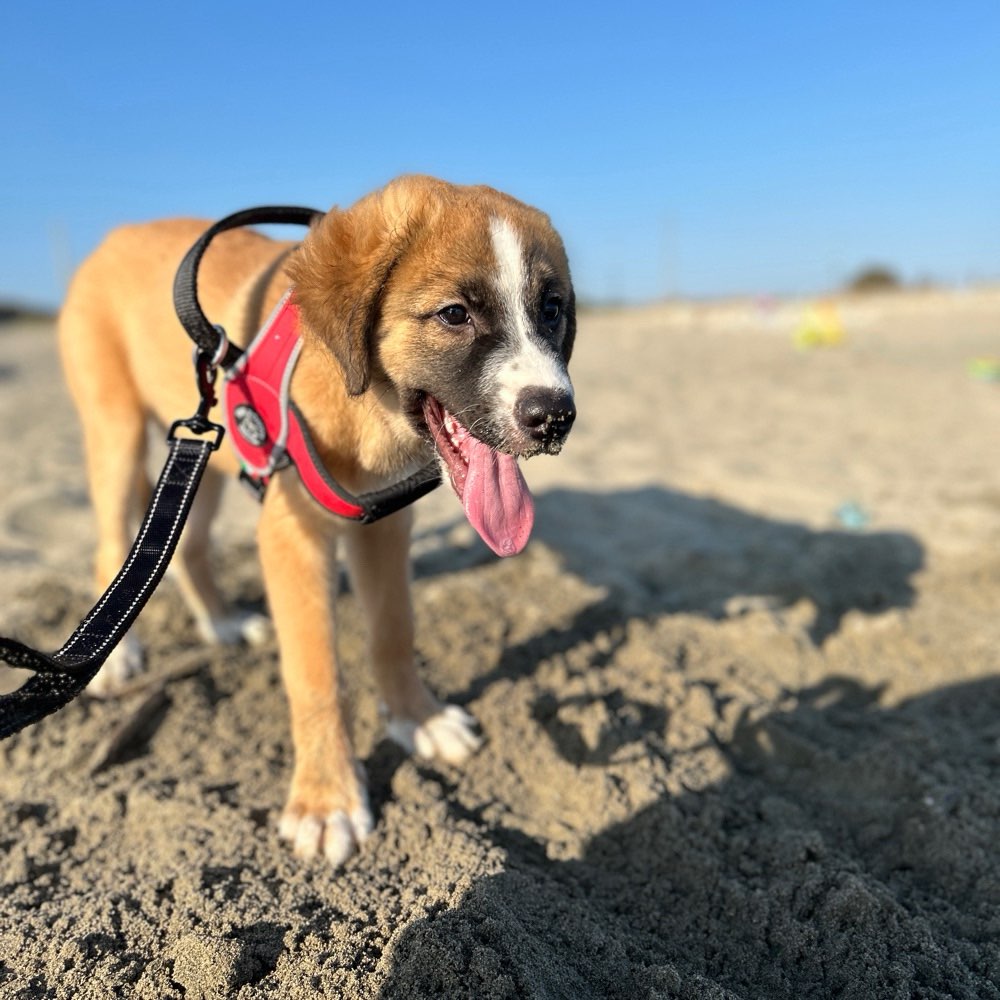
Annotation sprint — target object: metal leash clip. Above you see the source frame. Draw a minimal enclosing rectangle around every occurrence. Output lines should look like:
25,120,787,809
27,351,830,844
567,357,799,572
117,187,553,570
167,328,229,451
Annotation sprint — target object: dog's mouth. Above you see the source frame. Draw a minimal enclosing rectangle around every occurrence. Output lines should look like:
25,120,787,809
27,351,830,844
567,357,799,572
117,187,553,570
421,395,534,557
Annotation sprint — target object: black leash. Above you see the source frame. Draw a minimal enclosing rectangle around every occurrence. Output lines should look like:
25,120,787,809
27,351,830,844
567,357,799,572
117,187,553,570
0,207,319,739
0,435,217,738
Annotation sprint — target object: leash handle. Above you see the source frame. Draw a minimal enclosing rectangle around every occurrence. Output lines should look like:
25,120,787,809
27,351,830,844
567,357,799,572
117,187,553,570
173,205,322,368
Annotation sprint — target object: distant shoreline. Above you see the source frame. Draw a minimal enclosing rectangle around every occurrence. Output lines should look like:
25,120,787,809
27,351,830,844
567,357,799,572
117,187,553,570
0,302,57,324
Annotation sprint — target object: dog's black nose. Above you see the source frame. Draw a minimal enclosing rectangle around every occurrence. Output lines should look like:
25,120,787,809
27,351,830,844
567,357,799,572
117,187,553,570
515,387,576,444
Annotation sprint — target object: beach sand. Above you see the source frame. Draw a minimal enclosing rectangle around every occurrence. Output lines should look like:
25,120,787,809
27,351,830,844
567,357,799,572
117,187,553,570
2,288,1000,998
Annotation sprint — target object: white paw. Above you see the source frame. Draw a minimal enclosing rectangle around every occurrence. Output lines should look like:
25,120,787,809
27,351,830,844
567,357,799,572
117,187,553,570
87,633,146,698
278,793,373,867
387,704,483,766
197,611,272,647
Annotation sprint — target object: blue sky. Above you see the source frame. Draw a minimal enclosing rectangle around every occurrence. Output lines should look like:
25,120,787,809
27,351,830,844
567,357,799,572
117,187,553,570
2,1,998,307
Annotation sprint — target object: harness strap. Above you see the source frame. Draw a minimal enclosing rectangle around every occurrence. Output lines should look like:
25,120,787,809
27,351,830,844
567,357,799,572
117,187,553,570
287,401,442,522
173,205,322,368
0,437,217,738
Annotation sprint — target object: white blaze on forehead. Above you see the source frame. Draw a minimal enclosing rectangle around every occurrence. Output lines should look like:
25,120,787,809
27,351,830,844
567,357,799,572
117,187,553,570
487,216,573,403
489,215,532,342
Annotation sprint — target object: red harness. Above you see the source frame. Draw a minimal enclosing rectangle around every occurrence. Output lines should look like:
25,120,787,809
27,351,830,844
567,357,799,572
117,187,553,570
222,290,440,522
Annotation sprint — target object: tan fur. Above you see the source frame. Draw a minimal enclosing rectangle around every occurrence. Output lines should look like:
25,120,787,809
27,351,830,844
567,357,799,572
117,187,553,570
58,175,573,865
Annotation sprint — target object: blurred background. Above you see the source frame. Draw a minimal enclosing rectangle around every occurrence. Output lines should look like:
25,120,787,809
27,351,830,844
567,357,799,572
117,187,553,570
2,0,997,312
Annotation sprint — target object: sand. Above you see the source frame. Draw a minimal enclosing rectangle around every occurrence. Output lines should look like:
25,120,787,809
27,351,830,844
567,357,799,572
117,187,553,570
2,288,1000,998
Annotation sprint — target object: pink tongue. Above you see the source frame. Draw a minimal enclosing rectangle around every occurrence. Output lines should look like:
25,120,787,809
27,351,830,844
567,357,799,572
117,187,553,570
462,438,535,557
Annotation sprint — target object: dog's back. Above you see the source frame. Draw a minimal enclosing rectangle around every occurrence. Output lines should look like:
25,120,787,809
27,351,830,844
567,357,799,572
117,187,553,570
59,219,294,434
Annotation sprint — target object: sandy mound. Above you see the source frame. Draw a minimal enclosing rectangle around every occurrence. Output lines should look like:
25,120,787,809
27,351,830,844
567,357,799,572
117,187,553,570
2,288,1000,998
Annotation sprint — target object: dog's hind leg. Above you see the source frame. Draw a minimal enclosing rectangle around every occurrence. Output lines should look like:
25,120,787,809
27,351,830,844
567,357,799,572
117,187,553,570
170,467,270,647
342,508,482,767
59,325,150,697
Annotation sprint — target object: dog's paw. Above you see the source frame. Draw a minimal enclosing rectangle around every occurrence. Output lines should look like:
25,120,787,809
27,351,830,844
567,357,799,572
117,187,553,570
387,704,483,766
87,633,146,698
198,611,272,647
278,780,373,867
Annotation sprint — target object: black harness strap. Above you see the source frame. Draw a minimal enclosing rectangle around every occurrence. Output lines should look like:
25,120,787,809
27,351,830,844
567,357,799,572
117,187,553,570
0,437,217,738
286,400,442,523
173,205,321,367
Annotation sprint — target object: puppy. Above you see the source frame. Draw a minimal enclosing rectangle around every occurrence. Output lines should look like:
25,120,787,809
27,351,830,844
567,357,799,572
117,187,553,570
58,175,576,866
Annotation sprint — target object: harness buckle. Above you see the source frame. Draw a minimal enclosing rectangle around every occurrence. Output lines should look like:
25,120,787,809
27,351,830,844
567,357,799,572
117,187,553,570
238,467,269,501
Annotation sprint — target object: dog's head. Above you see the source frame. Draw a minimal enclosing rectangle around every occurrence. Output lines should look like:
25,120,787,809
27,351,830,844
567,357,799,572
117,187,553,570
289,175,576,555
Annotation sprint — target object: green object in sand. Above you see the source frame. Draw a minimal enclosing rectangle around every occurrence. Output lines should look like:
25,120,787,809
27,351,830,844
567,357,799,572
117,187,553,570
968,358,1000,382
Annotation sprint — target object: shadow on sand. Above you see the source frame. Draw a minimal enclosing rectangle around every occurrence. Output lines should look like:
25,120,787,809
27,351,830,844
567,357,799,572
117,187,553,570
415,485,924,707
377,675,1000,999
369,487,966,997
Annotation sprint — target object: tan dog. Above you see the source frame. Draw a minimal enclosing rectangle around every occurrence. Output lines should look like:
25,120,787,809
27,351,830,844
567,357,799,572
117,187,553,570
58,175,576,866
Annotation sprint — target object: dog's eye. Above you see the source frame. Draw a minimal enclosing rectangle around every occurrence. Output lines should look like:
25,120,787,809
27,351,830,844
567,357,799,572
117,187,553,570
541,295,562,327
438,304,470,327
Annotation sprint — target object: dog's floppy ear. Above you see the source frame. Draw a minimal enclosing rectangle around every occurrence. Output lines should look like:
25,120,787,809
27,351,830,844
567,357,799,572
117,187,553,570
289,183,421,396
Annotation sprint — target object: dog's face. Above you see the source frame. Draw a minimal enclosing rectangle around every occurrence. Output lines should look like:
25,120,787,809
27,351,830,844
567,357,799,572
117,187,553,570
290,176,577,555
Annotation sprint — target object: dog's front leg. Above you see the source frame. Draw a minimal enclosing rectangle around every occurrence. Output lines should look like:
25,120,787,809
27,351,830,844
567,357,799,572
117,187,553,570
258,474,371,866
342,509,482,766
